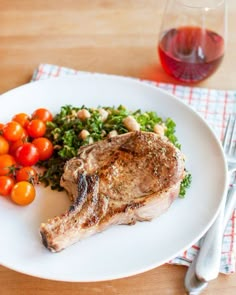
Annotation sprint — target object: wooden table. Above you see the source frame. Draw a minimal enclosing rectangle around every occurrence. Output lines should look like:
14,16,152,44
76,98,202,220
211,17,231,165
0,1,235,294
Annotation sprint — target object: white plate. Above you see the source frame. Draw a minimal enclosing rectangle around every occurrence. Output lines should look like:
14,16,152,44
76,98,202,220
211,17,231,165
0,74,227,282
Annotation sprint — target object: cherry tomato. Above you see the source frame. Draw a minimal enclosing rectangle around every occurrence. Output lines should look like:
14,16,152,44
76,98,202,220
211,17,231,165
12,113,30,128
0,176,15,196
15,143,39,166
16,166,38,184
32,108,53,122
3,121,24,141
0,135,9,155
0,154,16,176
11,181,35,205
0,123,4,132
32,137,53,160
20,128,29,140
9,138,28,157
26,119,46,138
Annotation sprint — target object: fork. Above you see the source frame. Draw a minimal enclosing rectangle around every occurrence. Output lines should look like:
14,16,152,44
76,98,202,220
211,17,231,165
222,114,236,168
220,114,236,230
185,114,236,294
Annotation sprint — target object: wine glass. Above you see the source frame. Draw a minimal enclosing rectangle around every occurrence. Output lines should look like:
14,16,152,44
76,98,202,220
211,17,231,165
158,0,227,83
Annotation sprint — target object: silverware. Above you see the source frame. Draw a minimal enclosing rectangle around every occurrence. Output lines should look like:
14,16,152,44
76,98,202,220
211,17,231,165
185,180,236,294
185,114,236,294
222,114,236,169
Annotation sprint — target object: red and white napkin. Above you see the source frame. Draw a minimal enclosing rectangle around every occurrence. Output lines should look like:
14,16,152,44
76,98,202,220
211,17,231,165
32,63,236,274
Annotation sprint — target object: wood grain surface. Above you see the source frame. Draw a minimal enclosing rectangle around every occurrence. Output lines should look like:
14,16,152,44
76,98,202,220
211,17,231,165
0,1,235,294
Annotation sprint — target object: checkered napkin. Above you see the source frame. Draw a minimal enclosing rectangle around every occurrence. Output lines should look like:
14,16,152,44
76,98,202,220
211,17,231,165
32,63,236,274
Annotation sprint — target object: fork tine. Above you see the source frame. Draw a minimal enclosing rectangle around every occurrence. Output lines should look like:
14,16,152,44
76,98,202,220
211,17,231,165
232,117,236,156
222,115,231,149
223,114,236,168
228,116,236,154
223,114,236,158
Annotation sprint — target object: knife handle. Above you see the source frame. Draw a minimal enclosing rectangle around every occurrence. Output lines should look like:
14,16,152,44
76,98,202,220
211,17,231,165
195,204,224,282
195,184,236,282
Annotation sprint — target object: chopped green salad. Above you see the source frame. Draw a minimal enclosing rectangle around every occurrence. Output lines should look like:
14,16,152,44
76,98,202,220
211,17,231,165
38,105,191,197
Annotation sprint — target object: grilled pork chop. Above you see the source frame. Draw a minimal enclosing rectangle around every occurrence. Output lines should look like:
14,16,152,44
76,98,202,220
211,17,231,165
40,131,185,252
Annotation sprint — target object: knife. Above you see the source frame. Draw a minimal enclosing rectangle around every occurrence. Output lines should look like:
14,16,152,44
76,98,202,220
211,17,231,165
185,177,236,294
195,170,236,282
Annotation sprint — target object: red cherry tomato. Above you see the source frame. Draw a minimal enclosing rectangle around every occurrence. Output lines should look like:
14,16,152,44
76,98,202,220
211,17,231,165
0,176,15,196
9,138,28,157
32,137,53,160
12,113,30,128
27,119,46,138
20,128,29,140
11,181,35,206
32,108,53,122
0,123,4,132
3,121,24,141
16,166,38,184
0,154,16,176
0,135,9,155
15,143,39,166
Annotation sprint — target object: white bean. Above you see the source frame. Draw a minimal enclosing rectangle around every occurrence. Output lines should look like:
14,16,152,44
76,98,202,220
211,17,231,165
98,108,109,122
153,123,166,136
79,129,90,140
77,109,91,121
88,137,94,144
123,116,140,131
108,130,118,138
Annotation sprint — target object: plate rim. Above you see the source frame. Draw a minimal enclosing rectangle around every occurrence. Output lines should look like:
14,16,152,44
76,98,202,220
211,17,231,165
0,73,228,282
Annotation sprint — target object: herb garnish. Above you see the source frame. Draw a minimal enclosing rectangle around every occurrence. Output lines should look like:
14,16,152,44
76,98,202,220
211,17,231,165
38,105,191,196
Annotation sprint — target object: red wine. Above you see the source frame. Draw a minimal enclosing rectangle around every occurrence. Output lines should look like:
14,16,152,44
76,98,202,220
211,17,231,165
158,26,224,82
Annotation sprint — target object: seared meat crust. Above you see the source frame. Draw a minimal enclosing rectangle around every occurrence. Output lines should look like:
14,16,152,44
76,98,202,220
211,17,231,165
40,131,185,252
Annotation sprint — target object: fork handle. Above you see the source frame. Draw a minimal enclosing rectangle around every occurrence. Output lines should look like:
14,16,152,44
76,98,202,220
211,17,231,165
195,181,236,282
223,169,236,229
223,185,236,229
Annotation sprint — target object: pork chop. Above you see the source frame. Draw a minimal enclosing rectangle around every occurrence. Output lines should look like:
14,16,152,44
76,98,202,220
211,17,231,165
40,131,185,252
